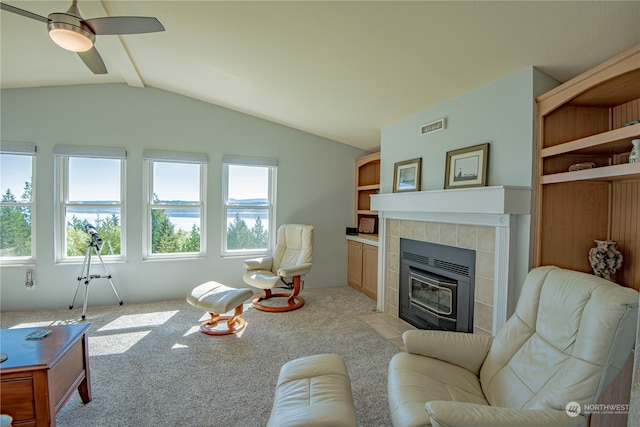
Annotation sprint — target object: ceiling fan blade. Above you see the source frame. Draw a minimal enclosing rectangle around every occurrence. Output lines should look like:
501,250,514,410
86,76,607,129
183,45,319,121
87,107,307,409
83,16,164,35
0,2,48,23
77,47,107,74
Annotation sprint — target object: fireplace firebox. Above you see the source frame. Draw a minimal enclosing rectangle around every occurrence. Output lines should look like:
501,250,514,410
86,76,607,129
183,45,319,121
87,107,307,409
400,239,475,332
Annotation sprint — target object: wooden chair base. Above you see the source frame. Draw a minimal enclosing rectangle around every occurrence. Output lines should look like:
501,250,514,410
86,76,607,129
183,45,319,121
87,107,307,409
252,275,305,312
252,294,305,312
199,306,247,336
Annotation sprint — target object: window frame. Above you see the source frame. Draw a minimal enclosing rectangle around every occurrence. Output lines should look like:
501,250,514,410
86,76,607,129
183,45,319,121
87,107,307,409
221,156,277,257
0,142,36,265
142,150,207,260
54,146,126,264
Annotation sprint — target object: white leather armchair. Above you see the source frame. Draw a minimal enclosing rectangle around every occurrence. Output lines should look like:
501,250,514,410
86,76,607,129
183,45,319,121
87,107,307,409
243,224,313,312
388,266,639,427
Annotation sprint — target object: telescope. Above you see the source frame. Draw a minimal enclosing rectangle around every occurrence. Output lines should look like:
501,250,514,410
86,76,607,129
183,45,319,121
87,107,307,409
71,223,122,319
85,224,103,246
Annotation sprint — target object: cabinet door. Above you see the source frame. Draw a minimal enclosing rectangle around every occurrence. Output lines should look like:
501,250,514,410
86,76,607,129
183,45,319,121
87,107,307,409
362,244,378,299
347,241,363,289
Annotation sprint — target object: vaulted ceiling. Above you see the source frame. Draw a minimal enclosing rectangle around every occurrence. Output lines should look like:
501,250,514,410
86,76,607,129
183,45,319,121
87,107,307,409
1,1,639,151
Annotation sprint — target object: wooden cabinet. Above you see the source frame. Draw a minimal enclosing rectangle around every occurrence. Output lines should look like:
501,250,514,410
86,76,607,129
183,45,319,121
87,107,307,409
361,243,378,298
347,239,378,300
355,152,380,234
347,240,363,289
534,45,640,291
349,152,380,300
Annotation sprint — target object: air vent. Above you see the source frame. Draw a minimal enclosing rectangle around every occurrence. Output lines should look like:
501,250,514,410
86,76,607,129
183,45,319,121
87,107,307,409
434,259,470,277
403,252,429,266
420,118,446,135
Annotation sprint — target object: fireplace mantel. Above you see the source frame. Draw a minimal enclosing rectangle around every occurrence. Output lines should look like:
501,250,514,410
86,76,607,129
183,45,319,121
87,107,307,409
370,186,531,226
371,185,532,334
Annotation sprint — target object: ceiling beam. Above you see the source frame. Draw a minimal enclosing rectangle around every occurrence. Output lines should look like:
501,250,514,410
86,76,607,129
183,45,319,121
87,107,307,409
81,0,144,88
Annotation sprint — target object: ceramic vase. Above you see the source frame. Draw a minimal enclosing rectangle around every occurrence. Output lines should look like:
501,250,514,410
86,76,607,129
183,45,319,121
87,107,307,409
630,139,639,163
588,240,623,281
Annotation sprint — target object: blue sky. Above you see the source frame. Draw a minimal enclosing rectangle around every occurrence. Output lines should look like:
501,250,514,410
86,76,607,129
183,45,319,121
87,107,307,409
69,157,121,201
1,155,269,203
0,154,32,200
153,162,200,201
228,164,268,200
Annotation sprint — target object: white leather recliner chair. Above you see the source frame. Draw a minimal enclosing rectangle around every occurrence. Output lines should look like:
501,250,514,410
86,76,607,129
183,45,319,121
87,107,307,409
388,266,639,427
243,224,313,312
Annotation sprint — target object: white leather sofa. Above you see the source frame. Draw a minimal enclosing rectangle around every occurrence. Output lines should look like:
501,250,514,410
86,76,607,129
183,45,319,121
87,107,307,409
388,266,639,427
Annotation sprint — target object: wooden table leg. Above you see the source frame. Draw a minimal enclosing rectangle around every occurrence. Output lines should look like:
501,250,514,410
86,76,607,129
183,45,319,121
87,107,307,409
78,332,92,404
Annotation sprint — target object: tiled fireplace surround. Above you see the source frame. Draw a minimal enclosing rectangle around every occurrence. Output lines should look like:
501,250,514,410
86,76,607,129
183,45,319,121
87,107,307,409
370,186,532,336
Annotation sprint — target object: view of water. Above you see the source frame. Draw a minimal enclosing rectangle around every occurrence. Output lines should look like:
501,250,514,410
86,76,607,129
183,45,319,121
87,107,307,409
67,208,265,232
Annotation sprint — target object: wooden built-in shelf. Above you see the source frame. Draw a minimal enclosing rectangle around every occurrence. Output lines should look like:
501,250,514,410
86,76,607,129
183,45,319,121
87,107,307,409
535,44,640,295
540,125,639,158
349,152,381,301
541,163,640,185
354,152,380,230
535,44,639,427
537,49,640,115
357,184,380,191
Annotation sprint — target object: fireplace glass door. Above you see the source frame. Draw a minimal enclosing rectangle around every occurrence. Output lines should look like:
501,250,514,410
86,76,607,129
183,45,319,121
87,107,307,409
409,269,457,317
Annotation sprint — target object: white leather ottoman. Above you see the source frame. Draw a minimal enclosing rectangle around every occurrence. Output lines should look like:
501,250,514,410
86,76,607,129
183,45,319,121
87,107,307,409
186,281,253,336
267,353,357,427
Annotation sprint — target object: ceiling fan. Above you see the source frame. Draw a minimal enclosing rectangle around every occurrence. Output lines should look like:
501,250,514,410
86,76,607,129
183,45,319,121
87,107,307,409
0,0,164,74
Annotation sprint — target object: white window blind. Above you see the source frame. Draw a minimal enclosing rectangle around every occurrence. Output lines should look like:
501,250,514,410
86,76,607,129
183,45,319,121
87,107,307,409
54,145,126,159
222,155,277,167
144,150,207,164
1,141,36,155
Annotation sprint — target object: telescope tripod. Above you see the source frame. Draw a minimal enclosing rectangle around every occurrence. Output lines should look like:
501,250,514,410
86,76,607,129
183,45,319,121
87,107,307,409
70,240,123,320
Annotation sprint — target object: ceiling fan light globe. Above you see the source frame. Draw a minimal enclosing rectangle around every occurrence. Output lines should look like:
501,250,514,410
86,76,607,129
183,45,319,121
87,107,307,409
47,19,95,52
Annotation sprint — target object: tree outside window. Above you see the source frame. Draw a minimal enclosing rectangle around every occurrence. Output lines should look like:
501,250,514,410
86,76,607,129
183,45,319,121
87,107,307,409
144,152,207,258
59,155,124,259
0,150,34,260
223,160,276,255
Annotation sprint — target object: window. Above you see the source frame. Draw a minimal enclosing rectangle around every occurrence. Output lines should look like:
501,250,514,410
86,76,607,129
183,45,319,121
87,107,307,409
55,146,125,262
222,157,276,256
143,150,207,259
0,142,36,263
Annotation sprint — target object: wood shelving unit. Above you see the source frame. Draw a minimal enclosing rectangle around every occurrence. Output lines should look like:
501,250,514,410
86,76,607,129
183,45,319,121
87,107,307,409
354,152,380,234
534,46,640,427
541,163,640,185
348,152,380,300
534,44,640,292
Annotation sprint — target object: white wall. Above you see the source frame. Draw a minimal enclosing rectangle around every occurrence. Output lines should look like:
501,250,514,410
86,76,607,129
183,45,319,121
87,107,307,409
380,67,559,305
0,84,367,311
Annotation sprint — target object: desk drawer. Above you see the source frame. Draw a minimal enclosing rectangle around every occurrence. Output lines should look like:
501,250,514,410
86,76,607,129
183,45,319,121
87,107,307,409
0,376,36,422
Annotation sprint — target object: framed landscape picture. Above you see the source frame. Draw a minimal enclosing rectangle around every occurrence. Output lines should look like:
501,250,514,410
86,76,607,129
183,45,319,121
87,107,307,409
444,143,489,189
393,158,421,192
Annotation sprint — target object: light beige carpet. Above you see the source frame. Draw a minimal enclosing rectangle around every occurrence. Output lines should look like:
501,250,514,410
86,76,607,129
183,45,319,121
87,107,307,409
1,286,399,426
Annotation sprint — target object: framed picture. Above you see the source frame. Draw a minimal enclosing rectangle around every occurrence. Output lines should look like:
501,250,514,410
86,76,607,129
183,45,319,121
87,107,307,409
393,158,422,193
444,143,489,189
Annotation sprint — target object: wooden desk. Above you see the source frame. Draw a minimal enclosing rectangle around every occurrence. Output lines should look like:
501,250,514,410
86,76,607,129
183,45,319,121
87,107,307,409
0,323,92,427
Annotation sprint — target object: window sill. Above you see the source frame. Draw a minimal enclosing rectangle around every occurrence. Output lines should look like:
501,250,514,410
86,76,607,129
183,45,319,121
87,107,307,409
0,259,36,267
221,250,269,260
143,255,207,262
55,257,127,265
